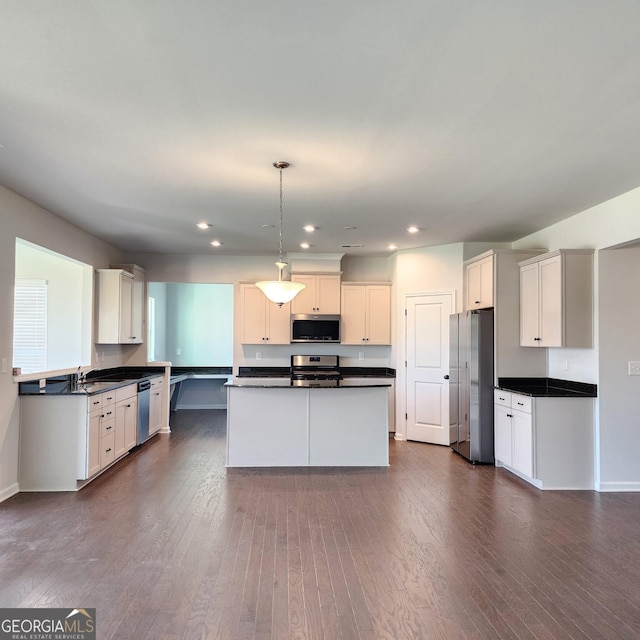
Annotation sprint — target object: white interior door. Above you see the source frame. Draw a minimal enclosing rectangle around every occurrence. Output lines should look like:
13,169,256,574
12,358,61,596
405,293,454,444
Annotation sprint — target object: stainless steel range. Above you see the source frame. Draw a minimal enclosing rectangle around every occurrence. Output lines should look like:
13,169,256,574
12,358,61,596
291,355,342,387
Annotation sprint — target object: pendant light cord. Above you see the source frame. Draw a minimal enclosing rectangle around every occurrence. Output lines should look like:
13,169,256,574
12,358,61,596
278,167,284,264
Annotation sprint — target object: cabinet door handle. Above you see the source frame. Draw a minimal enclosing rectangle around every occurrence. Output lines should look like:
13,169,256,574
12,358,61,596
516,402,524,406
105,448,112,453
106,425,112,431
126,404,131,408
106,411,113,416
499,396,505,401
443,375,450,380
534,337,541,341
507,413,513,418
475,300,481,304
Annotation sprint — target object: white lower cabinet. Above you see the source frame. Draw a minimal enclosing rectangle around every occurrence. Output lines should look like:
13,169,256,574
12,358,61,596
149,376,163,436
115,384,138,457
494,389,594,489
494,392,533,478
20,386,141,492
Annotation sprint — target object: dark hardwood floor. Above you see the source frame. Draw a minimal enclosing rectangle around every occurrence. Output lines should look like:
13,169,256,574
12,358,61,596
2,410,640,639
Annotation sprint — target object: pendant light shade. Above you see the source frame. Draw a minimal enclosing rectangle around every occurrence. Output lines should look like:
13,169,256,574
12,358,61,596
256,162,305,308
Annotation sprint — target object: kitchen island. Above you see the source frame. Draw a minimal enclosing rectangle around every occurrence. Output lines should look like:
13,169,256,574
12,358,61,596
226,380,390,467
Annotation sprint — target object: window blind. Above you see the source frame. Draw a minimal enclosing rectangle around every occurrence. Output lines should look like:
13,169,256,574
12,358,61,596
13,279,47,374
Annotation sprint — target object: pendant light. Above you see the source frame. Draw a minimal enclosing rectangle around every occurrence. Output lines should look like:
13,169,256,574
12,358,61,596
256,161,306,307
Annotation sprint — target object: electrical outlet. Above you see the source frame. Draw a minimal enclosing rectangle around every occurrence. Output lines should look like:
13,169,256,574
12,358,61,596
628,361,640,376
256,352,262,361
100,352,105,362
1,358,7,374
359,352,365,361
562,359,569,371
176,348,181,356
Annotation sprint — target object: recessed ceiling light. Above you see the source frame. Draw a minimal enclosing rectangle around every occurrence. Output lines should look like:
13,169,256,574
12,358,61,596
407,226,421,234
210,240,223,247
262,224,276,228
197,222,212,230
388,244,399,250
300,242,311,249
341,243,364,248
343,226,357,230
303,225,316,233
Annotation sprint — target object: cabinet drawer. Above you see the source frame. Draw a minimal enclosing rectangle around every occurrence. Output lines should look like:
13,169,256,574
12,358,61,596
88,395,103,412
102,391,116,407
494,389,512,408
494,390,532,413
511,394,532,414
100,417,116,438
100,432,116,467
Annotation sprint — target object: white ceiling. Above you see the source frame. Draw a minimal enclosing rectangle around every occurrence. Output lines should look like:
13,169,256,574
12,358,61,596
2,1,640,256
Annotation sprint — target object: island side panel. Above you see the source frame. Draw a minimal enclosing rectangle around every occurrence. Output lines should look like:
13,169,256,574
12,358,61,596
226,387,310,466
308,387,389,466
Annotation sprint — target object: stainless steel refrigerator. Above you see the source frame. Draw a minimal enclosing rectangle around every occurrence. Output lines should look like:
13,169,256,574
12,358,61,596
449,310,494,463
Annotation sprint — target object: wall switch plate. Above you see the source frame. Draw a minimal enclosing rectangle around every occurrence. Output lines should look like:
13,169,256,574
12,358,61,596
176,348,181,356
628,361,640,376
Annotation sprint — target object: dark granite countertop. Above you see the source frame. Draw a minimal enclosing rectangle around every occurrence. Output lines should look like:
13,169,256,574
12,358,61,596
226,379,392,388
19,377,141,396
170,366,233,375
237,366,396,378
497,377,597,398
19,366,167,396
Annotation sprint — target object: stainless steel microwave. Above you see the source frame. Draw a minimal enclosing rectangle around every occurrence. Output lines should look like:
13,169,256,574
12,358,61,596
291,314,341,343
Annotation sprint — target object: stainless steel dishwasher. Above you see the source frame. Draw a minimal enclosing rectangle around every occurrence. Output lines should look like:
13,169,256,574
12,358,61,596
136,379,151,445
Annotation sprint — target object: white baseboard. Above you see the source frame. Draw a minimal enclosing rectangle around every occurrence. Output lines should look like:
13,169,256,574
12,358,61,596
597,481,640,492
0,483,19,503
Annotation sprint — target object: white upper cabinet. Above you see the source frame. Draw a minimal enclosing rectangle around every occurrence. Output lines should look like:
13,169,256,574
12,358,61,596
239,283,291,344
340,283,391,345
464,253,494,310
519,249,594,348
96,265,145,344
291,274,341,314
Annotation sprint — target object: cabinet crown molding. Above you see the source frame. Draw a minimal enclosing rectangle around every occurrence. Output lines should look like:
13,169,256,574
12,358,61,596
464,248,547,266
517,248,595,267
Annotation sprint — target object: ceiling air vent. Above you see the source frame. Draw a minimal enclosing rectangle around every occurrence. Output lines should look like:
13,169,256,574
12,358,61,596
341,243,364,248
